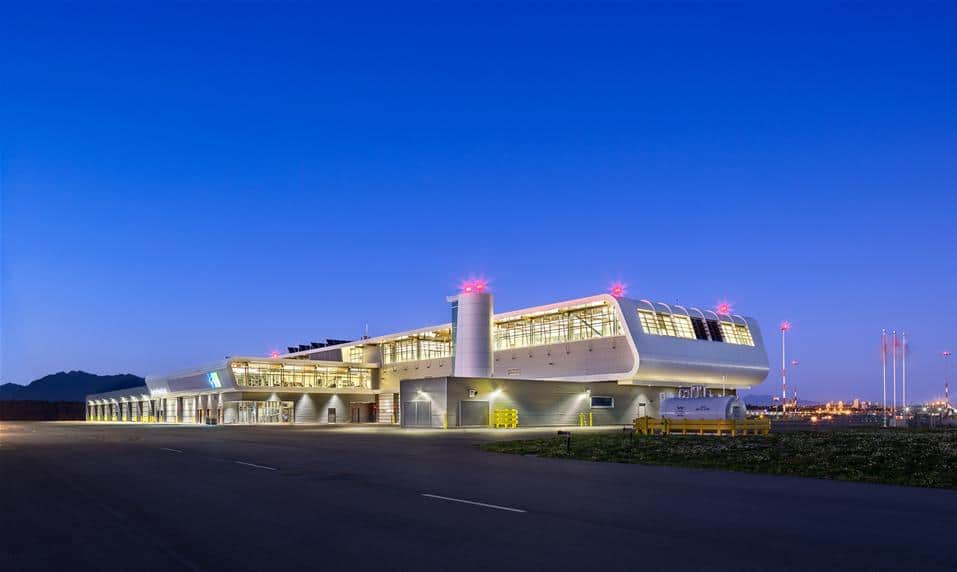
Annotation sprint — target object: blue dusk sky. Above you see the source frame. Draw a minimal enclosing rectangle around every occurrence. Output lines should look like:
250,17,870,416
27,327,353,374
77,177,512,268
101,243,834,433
2,3,955,402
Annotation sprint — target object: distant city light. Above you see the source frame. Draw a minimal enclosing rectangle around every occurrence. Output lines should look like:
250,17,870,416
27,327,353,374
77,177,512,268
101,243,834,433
270,350,280,358
715,300,733,315
610,282,626,298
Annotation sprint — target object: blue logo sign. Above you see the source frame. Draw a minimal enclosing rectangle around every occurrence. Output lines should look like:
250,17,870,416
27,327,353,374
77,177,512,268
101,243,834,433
207,371,222,388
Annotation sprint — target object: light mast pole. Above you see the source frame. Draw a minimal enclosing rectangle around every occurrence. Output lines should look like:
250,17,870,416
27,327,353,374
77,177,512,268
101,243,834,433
882,329,887,428
944,351,952,407
892,330,898,422
780,321,791,417
902,331,907,416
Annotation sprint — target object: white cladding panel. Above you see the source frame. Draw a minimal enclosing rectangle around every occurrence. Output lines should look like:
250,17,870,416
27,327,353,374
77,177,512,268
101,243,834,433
451,292,493,378
615,297,770,388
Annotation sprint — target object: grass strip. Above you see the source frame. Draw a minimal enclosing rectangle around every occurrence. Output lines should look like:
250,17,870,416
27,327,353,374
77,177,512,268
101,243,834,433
480,429,957,489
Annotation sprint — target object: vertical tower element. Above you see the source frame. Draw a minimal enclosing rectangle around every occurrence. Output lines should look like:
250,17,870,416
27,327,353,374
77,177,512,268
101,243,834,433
448,291,493,378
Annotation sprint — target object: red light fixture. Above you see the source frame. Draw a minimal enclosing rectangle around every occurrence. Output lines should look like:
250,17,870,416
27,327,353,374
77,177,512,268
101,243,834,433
715,300,733,315
610,282,626,298
270,350,280,358
780,321,792,332
460,277,490,295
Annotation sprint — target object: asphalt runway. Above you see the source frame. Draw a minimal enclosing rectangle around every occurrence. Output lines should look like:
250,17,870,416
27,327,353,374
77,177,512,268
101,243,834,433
2,422,955,571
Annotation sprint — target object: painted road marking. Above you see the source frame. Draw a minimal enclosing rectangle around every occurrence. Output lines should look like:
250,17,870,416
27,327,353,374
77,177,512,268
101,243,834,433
234,461,277,471
161,447,183,453
421,493,527,513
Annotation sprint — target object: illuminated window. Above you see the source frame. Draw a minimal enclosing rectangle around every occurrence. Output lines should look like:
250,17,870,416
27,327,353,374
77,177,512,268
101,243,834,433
655,313,678,337
640,310,690,338
638,310,661,335
347,346,364,362
638,309,754,346
231,361,373,390
234,401,293,424
717,321,755,346
380,330,453,364
494,302,622,350
671,315,696,339
735,324,755,346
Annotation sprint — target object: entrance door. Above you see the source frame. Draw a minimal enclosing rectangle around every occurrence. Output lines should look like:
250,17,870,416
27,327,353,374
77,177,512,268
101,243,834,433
460,401,490,427
402,401,432,427
350,402,375,423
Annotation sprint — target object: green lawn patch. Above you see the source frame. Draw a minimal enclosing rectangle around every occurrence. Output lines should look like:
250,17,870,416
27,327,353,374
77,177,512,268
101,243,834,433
480,429,957,489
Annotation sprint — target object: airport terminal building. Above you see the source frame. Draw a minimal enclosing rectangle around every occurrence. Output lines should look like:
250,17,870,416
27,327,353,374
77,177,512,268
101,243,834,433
86,289,770,428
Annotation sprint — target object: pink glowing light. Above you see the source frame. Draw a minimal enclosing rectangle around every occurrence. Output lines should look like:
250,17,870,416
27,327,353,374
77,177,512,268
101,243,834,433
460,277,490,294
780,321,792,332
610,282,626,298
715,300,733,315
270,350,280,358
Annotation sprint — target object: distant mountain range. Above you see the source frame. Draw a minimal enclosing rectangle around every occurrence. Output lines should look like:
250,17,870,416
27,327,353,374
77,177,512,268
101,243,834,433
0,371,145,402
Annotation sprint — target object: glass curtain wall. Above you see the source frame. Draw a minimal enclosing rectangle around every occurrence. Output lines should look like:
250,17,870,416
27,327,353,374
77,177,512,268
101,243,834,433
638,309,755,346
494,302,622,350
236,401,293,424
231,362,373,390
380,330,453,365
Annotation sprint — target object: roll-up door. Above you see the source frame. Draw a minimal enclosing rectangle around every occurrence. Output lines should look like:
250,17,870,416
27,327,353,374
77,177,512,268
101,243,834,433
459,401,489,427
402,401,432,427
